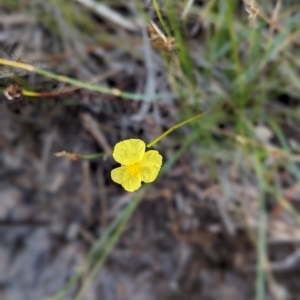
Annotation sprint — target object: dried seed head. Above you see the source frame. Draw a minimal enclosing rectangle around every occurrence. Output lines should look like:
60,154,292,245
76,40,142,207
3,83,23,101
147,22,176,54
147,23,161,41
244,0,259,26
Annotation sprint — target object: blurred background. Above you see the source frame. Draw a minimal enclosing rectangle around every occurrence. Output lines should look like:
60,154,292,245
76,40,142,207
0,0,300,299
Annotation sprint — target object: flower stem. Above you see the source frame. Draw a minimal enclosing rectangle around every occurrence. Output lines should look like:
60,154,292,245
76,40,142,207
0,58,172,102
147,109,212,148
81,153,105,159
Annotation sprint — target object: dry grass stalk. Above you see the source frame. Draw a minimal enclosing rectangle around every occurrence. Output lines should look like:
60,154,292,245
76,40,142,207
55,151,81,160
80,113,112,156
269,1,281,35
244,0,259,26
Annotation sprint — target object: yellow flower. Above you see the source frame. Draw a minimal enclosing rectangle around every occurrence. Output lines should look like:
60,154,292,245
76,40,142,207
111,139,162,192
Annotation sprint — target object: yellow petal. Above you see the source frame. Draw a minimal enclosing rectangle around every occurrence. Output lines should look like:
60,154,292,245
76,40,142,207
113,139,145,165
111,166,127,184
111,166,142,192
121,175,142,192
140,150,162,183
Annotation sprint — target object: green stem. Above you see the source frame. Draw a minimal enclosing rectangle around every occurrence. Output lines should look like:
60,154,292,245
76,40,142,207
74,190,144,300
147,109,212,148
152,0,171,37
253,154,267,300
0,58,173,102
46,209,127,300
81,153,105,159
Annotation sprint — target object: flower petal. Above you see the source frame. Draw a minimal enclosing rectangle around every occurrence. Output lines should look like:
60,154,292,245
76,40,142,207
111,166,142,192
113,139,145,165
140,150,163,183
121,175,142,192
111,166,127,184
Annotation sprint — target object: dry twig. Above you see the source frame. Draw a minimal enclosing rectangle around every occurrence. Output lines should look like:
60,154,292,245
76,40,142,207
80,113,112,156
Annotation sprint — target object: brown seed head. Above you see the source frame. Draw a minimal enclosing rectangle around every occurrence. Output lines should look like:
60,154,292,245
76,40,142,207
147,22,176,54
3,84,23,101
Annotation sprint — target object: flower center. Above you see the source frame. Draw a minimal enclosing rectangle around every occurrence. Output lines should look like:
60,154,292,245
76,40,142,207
126,162,141,176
